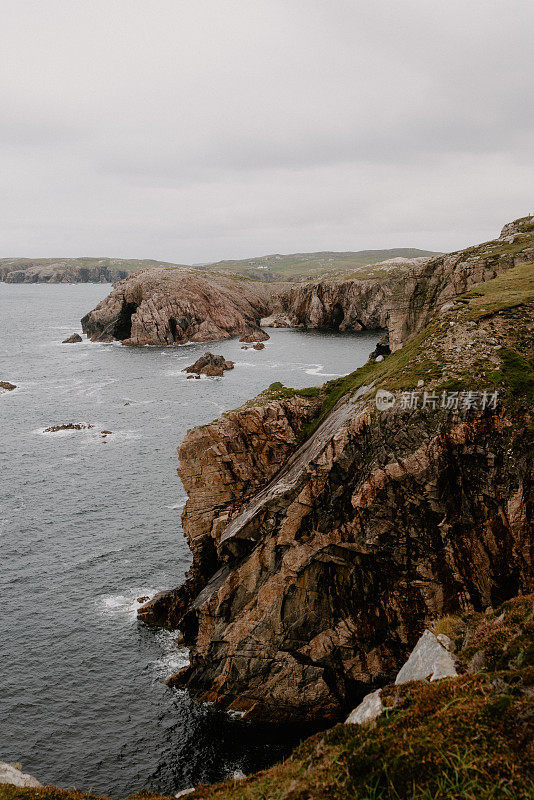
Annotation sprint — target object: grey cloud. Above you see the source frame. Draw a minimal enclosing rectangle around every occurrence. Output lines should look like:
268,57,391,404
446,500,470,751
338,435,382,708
0,0,532,261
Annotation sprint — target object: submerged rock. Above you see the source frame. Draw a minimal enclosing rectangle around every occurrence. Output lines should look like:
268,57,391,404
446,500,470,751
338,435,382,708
44,423,94,432
252,342,265,350
0,381,17,391
183,353,234,377
62,333,83,343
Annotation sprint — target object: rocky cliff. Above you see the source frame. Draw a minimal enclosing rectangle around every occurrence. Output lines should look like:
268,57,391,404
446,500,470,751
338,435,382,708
81,267,273,345
0,257,187,284
139,220,533,724
269,216,534,350
80,218,534,351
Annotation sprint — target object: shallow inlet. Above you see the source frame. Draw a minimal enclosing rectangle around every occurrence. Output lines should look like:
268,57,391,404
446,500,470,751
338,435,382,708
0,282,379,797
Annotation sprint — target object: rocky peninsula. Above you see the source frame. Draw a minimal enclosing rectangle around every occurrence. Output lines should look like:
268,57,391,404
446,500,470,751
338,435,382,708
81,267,272,345
138,217,534,725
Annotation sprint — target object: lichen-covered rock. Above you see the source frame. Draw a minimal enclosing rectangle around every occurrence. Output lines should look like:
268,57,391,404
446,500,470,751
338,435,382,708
0,763,41,788
395,631,457,685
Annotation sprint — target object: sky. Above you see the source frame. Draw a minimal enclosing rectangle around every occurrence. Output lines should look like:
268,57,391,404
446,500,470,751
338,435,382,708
1,0,532,263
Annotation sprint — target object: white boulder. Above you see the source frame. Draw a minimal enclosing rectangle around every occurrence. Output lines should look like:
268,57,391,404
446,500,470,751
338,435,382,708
0,763,42,788
395,630,457,685
345,688,383,725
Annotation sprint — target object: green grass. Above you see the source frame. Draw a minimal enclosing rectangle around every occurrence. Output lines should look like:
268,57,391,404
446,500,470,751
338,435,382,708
458,262,534,320
202,248,440,280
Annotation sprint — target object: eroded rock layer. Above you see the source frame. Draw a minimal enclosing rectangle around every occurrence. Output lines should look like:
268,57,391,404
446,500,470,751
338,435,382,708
139,219,534,723
81,217,534,350
81,268,272,345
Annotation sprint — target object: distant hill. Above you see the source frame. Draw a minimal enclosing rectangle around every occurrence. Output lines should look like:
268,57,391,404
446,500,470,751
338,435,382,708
201,248,441,280
0,257,187,284
0,248,441,284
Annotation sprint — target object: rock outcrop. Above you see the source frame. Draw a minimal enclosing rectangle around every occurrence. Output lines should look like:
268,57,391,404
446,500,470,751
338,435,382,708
345,629,457,726
81,267,272,346
0,381,17,391
62,333,83,343
0,257,185,284
0,763,41,788
139,221,533,723
183,353,235,377
268,216,534,351
80,217,533,350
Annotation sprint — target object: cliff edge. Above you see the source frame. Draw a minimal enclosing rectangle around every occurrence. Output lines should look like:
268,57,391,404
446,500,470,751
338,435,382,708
139,219,533,724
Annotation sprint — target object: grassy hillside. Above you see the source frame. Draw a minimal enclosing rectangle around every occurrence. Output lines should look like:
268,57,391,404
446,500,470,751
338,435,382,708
202,248,440,280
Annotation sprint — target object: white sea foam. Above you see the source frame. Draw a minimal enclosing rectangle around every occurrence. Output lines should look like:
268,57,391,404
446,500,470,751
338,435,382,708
151,629,190,679
167,502,185,510
304,364,341,377
99,588,160,617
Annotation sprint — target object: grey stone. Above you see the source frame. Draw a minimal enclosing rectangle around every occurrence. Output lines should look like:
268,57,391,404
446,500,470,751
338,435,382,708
395,630,457,685
345,688,383,725
0,763,42,788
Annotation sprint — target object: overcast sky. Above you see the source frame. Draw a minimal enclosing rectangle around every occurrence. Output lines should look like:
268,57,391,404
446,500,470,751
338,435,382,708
1,1,532,262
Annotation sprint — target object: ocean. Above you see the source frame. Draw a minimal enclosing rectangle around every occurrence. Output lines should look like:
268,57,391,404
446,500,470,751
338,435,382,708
0,283,378,796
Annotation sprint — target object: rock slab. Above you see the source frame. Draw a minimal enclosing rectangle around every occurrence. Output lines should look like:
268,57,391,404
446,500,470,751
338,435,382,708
395,630,458,685
0,763,42,788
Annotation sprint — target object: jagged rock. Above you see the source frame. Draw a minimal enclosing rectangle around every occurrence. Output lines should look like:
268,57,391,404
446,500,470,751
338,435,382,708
138,219,534,723
62,333,83,343
240,329,270,343
183,353,234,377
0,381,17,391
395,631,458,685
80,217,533,352
81,267,272,346
345,689,383,725
0,763,41,788
44,423,93,432
370,333,391,359
136,596,149,603
252,342,265,350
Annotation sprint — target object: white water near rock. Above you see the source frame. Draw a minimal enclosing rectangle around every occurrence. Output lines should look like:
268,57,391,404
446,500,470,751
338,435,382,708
0,283,378,797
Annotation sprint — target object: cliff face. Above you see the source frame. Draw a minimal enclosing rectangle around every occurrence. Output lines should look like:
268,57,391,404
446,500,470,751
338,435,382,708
139,223,533,723
138,390,323,627
81,267,273,345
78,217,534,349
0,257,184,284
269,217,534,351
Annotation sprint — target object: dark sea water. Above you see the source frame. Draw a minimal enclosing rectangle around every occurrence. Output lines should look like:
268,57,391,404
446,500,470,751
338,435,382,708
0,283,378,797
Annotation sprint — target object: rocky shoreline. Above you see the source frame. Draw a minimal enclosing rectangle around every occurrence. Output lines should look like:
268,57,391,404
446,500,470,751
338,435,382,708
138,216,534,724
